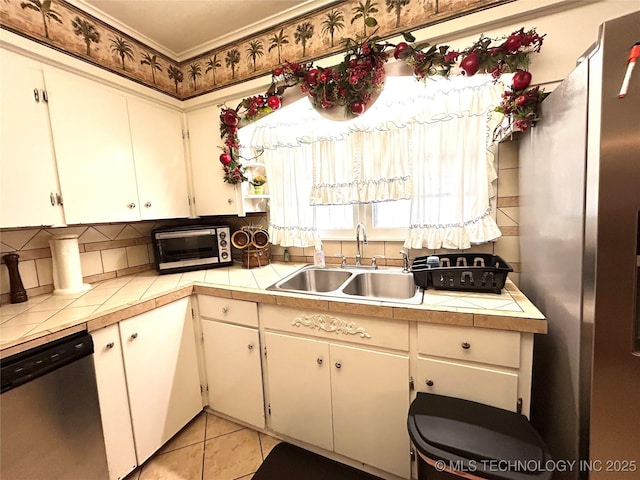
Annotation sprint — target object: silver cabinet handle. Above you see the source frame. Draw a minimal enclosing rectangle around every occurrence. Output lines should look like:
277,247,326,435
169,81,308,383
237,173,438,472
128,202,136,209
145,202,151,208
130,333,138,340
426,379,434,387
461,342,471,350
317,357,323,365
55,193,63,206
335,361,342,369
106,342,114,349
50,192,55,206
248,344,254,350
41,90,48,102
222,307,229,314
34,89,40,103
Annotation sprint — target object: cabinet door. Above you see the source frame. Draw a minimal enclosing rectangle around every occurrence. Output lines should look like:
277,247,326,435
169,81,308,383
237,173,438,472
0,49,64,227
119,298,202,464
330,344,410,479
265,332,333,451
92,324,137,480
127,98,190,220
417,357,519,411
186,106,238,215
44,66,140,224
202,321,264,428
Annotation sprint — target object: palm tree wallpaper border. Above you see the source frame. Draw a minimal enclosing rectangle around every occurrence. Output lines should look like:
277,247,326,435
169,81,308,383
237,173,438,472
0,0,512,100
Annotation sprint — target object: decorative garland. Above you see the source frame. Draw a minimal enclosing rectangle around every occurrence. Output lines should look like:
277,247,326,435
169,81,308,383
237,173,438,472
219,23,546,184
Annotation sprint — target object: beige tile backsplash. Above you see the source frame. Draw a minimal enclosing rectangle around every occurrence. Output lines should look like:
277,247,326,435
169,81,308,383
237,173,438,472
1,140,521,303
0,214,268,304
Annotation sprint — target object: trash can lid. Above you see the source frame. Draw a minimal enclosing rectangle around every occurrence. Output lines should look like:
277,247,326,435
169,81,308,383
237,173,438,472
408,393,552,480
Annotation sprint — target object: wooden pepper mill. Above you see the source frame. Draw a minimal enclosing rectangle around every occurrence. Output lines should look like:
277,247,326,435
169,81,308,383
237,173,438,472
2,253,28,303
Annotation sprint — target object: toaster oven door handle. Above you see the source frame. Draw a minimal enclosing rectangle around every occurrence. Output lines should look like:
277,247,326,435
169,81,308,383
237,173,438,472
155,230,216,239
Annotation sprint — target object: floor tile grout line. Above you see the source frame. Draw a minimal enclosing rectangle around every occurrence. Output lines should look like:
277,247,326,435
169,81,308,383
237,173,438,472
200,413,208,480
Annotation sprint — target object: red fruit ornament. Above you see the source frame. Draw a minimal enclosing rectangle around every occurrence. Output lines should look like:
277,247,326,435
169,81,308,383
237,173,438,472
273,67,283,76
515,95,529,107
350,101,366,116
219,152,232,165
267,95,281,110
512,70,532,91
503,34,522,53
459,52,480,76
394,42,409,60
221,110,238,127
305,69,319,87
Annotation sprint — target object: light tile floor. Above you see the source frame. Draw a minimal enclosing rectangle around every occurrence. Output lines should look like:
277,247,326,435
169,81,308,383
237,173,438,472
125,411,281,480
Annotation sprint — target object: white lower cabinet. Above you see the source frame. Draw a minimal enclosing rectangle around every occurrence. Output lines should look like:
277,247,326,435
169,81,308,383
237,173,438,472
92,324,137,480
265,333,333,451
202,320,265,429
118,297,202,464
93,297,203,475
415,323,530,414
198,295,265,429
265,331,411,479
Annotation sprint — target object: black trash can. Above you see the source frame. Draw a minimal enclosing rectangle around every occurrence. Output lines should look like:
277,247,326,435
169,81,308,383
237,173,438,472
408,393,552,480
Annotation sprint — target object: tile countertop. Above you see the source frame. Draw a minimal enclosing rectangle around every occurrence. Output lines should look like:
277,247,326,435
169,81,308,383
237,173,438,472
0,262,546,358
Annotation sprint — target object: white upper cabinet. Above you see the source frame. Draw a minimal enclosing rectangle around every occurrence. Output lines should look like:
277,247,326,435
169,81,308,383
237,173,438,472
127,98,190,220
186,106,238,215
44,65,141,224
0,49,64,228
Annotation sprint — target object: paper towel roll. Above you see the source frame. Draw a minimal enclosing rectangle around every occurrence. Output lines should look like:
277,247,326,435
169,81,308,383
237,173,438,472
49,234,91,295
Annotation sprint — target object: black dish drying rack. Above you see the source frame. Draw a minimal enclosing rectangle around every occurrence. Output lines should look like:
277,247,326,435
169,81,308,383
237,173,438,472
411,253,513,294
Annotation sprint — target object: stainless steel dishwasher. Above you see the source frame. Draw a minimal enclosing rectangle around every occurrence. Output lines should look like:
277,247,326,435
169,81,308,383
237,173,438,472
1,331,109,480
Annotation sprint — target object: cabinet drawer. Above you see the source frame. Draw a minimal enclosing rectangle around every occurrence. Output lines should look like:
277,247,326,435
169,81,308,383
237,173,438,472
417,357,519,412
417,323,520,368
197,295,258,327
261,304,408,351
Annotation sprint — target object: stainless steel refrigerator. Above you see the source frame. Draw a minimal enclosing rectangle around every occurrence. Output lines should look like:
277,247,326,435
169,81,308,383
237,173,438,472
518,10,640,480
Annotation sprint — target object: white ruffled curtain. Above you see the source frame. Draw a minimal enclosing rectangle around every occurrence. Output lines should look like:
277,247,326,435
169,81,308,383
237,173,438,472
398,74,506,249
239,117,319,248
243,70,507,249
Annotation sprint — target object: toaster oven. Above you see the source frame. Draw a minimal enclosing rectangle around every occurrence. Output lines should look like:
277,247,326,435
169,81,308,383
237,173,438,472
151,225,232,274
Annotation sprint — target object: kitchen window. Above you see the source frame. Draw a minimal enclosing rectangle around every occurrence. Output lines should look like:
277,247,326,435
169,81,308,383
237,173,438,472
242,73,506,249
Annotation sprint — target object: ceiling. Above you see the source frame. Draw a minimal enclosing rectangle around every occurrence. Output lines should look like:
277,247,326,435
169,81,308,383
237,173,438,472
80,0,335,60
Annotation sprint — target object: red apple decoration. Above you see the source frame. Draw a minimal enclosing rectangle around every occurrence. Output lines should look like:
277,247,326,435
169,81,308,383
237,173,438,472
273,67,284,76
305,68,319,87
394,42,410,60
512,70,532,91
350,101,366,116
221,110,238,127
515,95,529,107
459,52,480,76
502,34,522,53
219,152,232,165
267,95,281,110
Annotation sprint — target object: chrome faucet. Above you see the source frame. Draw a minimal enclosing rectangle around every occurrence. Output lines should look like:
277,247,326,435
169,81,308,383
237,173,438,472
400,250,410,273
355,223,368,266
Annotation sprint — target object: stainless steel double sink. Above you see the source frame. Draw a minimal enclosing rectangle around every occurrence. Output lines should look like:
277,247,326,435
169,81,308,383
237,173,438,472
267,265,423,304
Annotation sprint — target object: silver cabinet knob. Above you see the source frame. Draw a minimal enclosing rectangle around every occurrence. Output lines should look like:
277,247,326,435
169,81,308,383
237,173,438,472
426,379,434,387
106,342,114,349
461,342,471,350
130,332,138,340
248,344,254,350
227,198,233,204
128,202,136,209
335,361,342,369
144,202,151,208
222,307,229,314
317,357,323,365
